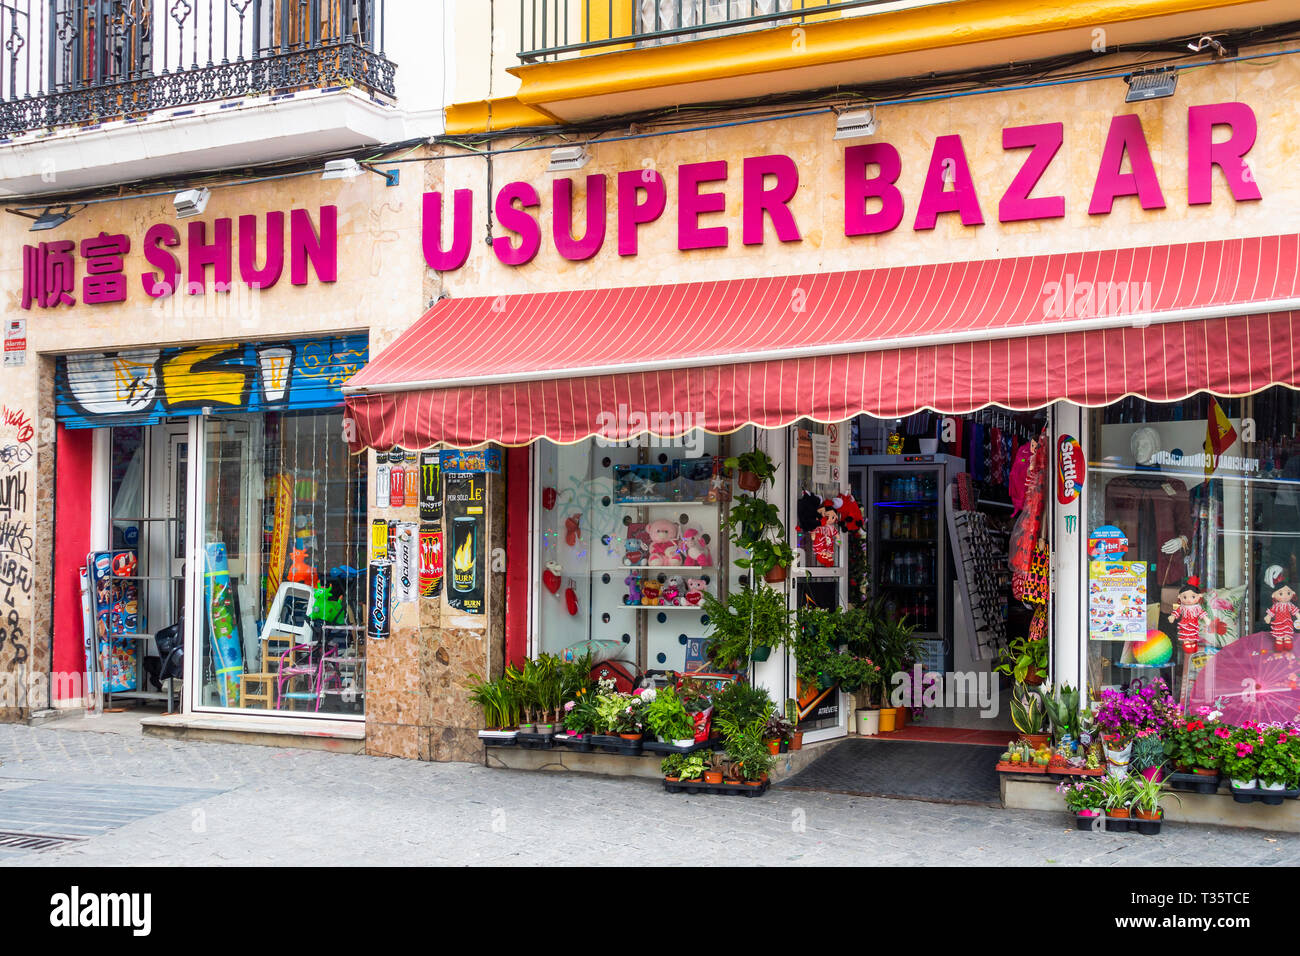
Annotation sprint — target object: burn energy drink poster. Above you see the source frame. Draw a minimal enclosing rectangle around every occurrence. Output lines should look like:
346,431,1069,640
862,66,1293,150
444,471,485,614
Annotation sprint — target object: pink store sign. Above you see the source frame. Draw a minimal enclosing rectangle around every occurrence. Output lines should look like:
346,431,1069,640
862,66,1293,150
21,206,337,311
422,101,1261,272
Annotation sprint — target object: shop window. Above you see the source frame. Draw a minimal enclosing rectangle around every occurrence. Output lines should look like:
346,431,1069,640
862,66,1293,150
197,410,367,716
1086,388,1300,714
533,429,740,671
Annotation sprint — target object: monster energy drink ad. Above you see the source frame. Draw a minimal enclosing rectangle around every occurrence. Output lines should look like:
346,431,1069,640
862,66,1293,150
444,471,485,614
419,451,442,522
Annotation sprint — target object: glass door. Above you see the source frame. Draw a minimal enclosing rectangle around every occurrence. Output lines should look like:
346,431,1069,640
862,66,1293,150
870,465,943,646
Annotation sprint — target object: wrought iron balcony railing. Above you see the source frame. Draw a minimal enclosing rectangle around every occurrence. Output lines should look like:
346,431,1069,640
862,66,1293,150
519,0,942,63
0,0,395,138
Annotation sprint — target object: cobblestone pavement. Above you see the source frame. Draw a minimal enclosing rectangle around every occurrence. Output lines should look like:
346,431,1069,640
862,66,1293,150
0,723,1293,866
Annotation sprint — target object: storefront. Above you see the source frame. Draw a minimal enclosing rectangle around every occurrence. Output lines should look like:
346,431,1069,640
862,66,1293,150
1,170,427,736
342,40,1300,777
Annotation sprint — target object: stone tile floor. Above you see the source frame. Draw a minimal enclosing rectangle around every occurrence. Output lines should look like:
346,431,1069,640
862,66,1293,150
0,722,1293,866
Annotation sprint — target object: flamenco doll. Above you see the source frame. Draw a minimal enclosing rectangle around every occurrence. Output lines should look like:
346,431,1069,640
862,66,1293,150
1167,576,1207,653
1264,565,1299,652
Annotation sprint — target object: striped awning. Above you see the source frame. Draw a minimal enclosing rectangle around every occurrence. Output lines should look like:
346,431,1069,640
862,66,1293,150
344,233,1300,449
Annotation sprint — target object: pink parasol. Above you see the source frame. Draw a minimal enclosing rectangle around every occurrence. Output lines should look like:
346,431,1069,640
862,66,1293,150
1187,630,1300,725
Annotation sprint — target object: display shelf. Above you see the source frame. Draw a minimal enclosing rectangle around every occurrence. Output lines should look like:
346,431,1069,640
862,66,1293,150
616,500,722,508
873,499,939,508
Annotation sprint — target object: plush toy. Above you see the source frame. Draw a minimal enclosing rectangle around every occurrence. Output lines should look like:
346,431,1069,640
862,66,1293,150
565,514,582,547
679,527,712,567
837,493,864,534
812,498,840,568
641,579,663,606
662,576,684,606
1168,576,1207,653
1264,564,1299,652
683,577,707,606
796,492,823,533
624,523,649,566
647,519,683,566
623,574,643,606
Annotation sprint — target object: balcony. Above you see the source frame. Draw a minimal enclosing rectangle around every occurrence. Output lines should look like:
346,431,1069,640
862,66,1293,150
0,0,394,137
518,0,939,63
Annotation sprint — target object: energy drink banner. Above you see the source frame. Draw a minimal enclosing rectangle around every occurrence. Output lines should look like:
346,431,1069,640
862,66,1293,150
444,470,486,614
394,522,418,604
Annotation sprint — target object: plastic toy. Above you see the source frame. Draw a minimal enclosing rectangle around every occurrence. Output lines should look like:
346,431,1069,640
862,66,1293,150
285,548,319,587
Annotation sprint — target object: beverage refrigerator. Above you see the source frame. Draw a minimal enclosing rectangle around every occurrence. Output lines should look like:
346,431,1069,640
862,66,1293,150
849,454,966,673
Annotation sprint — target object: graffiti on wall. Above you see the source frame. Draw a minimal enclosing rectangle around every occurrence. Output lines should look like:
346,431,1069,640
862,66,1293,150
0,409,33,674
55,334,368,427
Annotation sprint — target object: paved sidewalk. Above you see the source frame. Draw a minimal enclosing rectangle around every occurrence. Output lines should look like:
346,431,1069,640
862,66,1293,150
0,722,1293,866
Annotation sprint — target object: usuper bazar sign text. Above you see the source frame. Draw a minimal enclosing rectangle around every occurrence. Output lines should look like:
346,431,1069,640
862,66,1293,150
422,102,1261,272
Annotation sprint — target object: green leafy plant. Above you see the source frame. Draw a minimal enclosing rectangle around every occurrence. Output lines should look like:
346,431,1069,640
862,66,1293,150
1129,733,1166,774
562,686,599,734
994,637,1048,683
1221,725,1260,782
643,685,696,742
1130,771,1180,815
700,584,791,669
763,710,794,742
1096,772,1134,810
1010,682,1048,736
712,681,774,730
1040,682,1081,741
1162,714,1223,772
791,603,840,687
1057,778,1103,814
725,723,776,782
661,753,687,778
1255,727,1300,786
723,449,778,486
678,753,708,781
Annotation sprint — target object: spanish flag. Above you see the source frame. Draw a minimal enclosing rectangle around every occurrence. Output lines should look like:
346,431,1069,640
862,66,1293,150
1204,398,1237,475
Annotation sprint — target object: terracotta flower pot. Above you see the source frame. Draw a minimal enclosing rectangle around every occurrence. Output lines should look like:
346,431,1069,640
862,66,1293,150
788,731,804,751
738,471,762,492
764,564,787,583
703,770,723,784
1024,733,1052,750
765,739,780,755
1105,807,1130,818
618,733,643,741
1134,808,1162,820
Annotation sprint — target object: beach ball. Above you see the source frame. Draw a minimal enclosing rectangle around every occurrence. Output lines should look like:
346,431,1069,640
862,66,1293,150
1132,629,1173,666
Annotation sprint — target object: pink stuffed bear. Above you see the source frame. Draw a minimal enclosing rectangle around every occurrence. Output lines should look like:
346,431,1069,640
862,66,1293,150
683,577,707,606
646,519,683,567
680,527,712,567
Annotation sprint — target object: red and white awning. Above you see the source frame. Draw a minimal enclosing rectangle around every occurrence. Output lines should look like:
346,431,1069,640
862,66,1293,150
344,233,1300,449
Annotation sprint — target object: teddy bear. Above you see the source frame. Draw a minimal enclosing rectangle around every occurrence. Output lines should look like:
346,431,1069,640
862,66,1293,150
661,575,685,606
640,579,663,606
683,577,707,606
646,519,683,566
623,523,649,566
679,526,712,567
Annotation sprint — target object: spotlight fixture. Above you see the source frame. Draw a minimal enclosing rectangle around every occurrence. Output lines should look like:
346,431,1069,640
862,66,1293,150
322,158,363,180
547,145,590,173
173,187,211,219
29,205,75,231
321,157,399,187
833,107,877,141
1123,66,1178,103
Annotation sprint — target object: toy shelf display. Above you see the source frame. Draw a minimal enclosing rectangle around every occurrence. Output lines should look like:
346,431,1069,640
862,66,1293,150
534,436,737,672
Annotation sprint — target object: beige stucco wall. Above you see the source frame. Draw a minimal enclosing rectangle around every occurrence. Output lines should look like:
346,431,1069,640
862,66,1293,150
430,44,1300,296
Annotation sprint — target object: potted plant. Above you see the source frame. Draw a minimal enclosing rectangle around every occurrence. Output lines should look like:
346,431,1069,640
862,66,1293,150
724,462,794,583
872,612,924,731
1256,726,1298,802
1010,682,1050,748
562,686,600,737
1058,778,1103,829
728,727,776,785
613,694,645,740
712,680,774,731
1098,772,1134,831
700,584,791,669
1040,682,1081,745
785,698,804,750
661,753,686,781
643,685,697,746
1162,711,1223,778
678,753,708,782
703,751,726,785
762,710,795,754
1130,732,1166,782
793,603,839,690
1222,725,1260,794
724,449,778,492
994,636,1048,686
1130,771,1179,834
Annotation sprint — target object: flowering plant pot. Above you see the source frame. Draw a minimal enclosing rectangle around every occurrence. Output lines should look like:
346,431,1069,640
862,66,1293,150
703,770,723,785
